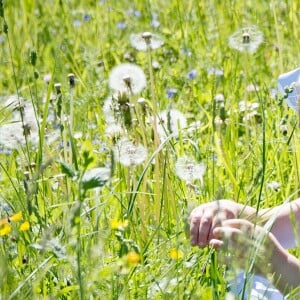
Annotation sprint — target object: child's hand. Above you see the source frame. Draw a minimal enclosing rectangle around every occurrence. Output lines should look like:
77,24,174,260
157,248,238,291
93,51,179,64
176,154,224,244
211,219,283,275
189,200,243,247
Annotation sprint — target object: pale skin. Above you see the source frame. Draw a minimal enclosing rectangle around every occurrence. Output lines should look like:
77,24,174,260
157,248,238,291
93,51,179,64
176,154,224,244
189,199,300,294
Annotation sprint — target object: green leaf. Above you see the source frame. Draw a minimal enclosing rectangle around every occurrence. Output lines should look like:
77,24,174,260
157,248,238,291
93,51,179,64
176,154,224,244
81,167,111,191
57,160,76,178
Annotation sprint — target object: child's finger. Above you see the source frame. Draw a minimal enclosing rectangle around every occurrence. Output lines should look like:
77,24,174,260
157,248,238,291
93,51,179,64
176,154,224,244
220,219,254,231
209,238,224,249
190,215,201,246
197,211,213,247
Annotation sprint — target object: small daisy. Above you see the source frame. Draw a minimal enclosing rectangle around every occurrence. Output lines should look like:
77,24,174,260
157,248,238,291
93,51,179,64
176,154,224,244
114,138,147,166
175,156,206,183
130,32,163,51
108,63,147,95
228,25,263,53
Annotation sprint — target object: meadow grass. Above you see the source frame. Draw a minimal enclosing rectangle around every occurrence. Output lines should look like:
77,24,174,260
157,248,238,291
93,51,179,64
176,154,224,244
0,0,300,299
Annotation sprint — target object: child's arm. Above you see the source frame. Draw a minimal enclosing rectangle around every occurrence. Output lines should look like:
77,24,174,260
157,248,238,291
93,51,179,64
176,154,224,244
189,198,300,249
258,198,300,249
212,219,300,294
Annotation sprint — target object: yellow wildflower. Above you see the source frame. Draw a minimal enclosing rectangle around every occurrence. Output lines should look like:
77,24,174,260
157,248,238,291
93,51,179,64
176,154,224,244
19,221,30,231
9,211,22,222
125,251,140,265
0,223,11,236
110,219,129,230
0,218,8,226
169,248,184,260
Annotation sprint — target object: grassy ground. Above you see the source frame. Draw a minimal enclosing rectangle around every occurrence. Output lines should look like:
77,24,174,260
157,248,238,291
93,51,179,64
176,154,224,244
0,0,300,299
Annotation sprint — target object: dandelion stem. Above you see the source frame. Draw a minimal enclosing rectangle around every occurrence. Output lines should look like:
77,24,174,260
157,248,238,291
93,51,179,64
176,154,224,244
271,0,283,73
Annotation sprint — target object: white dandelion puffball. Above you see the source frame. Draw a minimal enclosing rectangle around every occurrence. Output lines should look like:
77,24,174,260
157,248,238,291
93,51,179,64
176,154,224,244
103,94,118,125
0,97,39,149
108,63,147,95
156,109,187,141
130,32,164,51
175,156,206,182
114,138,147,166
228,25,263,53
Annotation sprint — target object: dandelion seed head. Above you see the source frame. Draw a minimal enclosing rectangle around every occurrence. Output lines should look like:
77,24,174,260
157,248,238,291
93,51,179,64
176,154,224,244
175,156,206,182
215,93,225,103
1,96,39,143
152,60,161,70
266,181,280,192
105,123,124,137
43,74,52,84
130,32,163,51
156,109,187,141
108,63,146,94
103,94,118,124
114,139,147,166
228,25,263,53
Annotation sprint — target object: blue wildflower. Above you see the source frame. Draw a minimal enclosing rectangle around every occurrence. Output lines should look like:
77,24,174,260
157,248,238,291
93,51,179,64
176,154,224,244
166,88,177,98
151,19,160,28
117,22,127,29
187,69,197,79
83,14,91,22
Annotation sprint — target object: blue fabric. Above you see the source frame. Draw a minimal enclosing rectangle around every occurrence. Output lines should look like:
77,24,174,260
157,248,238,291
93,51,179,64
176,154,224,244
228,271,285,299
277,67,300,112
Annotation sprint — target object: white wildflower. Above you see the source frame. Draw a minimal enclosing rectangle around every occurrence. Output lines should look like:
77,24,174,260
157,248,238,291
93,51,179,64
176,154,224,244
266,181,280,192
108,63,147,95
114,138,147,166
238,101,259,113
228,25,263,53
0,97,39,149
130,32,163,51
156,109,187,141
103,94,118,124
245,84,259,92
105,123,124,137
175,156,206,183
215,93,225,103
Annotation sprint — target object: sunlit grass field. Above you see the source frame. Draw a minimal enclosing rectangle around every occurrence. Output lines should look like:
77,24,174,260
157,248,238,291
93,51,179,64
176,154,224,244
1,0,300,299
